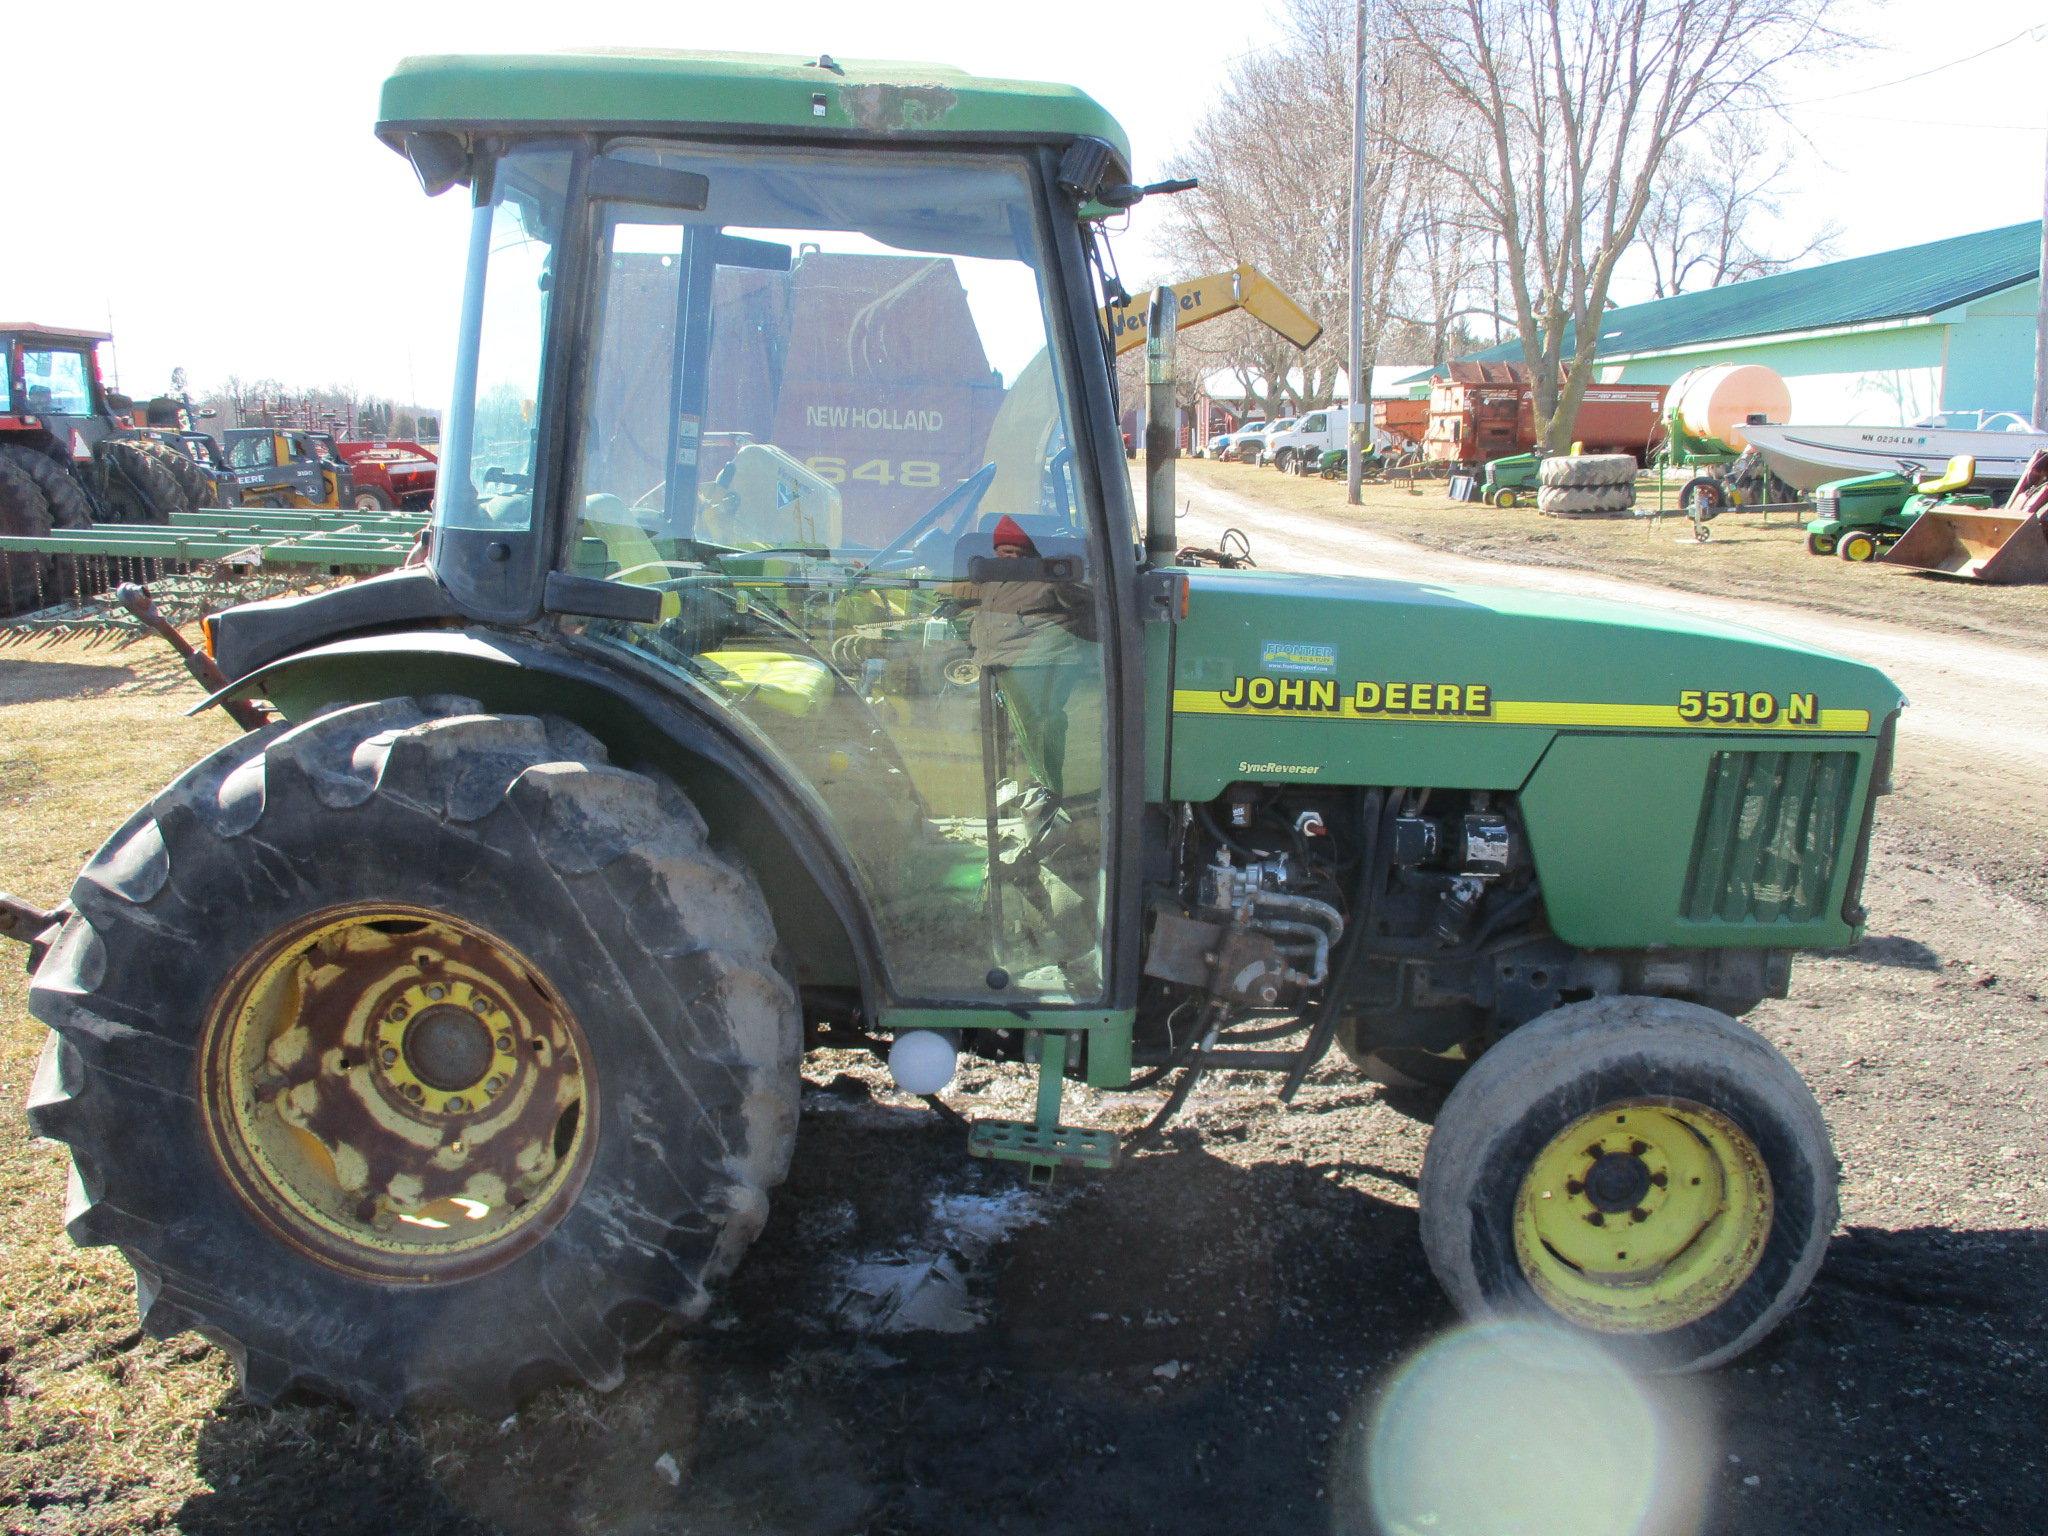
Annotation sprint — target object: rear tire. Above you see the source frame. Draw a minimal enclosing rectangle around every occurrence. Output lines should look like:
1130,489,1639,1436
1836,529,1879,563
136,438,220,510
352,483,396,512
1419,996,1835,1372
0,443,95,528
27,698,801,1414
94,438,189,524
0,454,57,612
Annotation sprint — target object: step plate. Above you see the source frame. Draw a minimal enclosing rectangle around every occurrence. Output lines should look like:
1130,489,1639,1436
968,1120,1119,1183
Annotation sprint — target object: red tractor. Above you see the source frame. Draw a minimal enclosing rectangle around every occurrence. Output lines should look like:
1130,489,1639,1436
0,322,198,610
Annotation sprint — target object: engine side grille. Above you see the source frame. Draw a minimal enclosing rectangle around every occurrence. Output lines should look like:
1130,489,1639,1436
1682,750,1860,924
1813,490,1839,518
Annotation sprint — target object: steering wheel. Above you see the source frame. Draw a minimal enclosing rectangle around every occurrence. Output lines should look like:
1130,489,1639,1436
863,462,997,575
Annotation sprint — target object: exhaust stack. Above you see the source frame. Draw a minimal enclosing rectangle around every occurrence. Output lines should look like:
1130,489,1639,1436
1144,285,1178,563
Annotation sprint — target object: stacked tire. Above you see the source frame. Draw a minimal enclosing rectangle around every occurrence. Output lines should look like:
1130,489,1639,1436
1537,454,1638,518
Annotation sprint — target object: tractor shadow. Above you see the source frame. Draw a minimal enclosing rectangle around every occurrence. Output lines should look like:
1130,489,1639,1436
1841,932,1943,972
173,1105,2048,1536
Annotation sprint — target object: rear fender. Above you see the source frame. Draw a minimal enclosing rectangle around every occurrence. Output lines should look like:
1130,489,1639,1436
210,628,879,1003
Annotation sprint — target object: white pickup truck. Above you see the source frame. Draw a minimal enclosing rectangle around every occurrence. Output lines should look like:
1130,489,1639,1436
1263,405,1350,472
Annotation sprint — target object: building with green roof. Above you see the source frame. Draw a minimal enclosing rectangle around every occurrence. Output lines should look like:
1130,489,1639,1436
1465,220,2042,427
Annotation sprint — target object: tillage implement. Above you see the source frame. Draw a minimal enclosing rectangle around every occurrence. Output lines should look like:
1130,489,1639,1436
4,50,1904,1413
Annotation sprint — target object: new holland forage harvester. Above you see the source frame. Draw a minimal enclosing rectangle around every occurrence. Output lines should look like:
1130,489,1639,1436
3,51,1904,1415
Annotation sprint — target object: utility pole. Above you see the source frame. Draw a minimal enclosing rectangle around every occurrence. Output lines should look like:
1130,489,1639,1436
2034,104,2047,432
1345,0,1370,505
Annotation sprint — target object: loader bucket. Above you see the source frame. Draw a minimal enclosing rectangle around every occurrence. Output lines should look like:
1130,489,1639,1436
1881,506,2048,583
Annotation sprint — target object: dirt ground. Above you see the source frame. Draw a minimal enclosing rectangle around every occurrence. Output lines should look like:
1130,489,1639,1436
3,482,2046,1535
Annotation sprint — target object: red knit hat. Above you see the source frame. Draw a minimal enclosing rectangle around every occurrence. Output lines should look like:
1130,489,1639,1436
991,514,1035,552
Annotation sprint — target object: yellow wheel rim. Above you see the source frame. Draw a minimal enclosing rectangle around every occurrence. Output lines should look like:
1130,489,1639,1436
1513,1099,1772,1333
199,904,595,1281
1842,535,1875,561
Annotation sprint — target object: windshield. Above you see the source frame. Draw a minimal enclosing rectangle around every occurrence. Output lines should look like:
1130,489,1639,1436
437,145,571,531
559,143,1111,1003
21,348,91,415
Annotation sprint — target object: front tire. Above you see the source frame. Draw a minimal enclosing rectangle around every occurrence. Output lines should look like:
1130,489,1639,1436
27,698,800,1413
1418,996,1835,1372
353,483,396,512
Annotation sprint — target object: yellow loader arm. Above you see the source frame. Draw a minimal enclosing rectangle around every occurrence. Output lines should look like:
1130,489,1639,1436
1103,264,1323,356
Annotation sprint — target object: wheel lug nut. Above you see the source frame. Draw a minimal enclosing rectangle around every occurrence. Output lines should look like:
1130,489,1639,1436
484,1075,504,1093
1565,1179,1584,1196
495,1034,514,1052
379,1046,398,1066
1650,1172,1668,1188
389,1004,408,1022
1584,1211,1605,1226
403,1083,423,1102
426,984,446,1001
446,1096,466,1113
1630,1207,1650,1223
472,996,493,1015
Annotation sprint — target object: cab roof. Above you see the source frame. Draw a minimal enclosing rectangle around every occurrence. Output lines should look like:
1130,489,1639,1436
377,50,1130,172
0,322,113,343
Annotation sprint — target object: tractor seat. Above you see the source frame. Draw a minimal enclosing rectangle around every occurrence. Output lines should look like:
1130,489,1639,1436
1916,455,1976,497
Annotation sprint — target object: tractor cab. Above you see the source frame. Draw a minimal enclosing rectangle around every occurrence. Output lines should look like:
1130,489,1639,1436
0,323,120,464
405,118,1134,1004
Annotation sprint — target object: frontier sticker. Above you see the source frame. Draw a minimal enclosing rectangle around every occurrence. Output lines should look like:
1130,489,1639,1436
1259,640,1337,674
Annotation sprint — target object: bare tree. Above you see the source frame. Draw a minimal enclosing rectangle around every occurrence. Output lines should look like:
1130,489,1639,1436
1155,0,1439,419
1381,0,1853,452
1638,116,1840,297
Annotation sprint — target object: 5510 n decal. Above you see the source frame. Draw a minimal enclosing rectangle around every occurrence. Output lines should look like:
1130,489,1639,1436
1678,689,1819,725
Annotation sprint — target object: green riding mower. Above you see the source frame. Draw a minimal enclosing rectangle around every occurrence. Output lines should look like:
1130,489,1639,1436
1805,455,1992,562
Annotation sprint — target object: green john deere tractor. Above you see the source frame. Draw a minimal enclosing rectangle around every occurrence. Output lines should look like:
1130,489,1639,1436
7,51,1904,1415
1805,454,1993,562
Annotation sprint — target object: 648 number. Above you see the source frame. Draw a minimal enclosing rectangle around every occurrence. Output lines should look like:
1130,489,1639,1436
804,457,941,488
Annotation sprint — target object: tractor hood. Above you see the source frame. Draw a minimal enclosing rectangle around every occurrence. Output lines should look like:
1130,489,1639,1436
1163,566,1904,802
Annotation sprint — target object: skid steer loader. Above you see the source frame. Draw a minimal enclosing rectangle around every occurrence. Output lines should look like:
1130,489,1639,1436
6,50,1904,1416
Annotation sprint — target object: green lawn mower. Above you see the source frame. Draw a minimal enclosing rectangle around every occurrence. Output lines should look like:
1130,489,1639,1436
1480,452,1541,508
1805,455,1991,563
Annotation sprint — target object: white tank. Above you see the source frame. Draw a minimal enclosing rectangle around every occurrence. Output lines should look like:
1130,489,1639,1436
1668,365,1792,453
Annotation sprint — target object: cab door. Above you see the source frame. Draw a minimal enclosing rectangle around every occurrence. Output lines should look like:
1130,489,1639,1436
539,145,1119,1007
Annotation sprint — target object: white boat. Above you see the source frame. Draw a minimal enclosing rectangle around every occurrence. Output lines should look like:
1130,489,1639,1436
1742,415,2048,492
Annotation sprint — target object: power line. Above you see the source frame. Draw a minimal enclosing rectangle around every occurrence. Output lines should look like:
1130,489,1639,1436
1771,22,2046,110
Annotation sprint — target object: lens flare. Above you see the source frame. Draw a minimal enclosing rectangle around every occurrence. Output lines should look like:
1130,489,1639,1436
1352,1321,1708,1536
